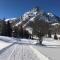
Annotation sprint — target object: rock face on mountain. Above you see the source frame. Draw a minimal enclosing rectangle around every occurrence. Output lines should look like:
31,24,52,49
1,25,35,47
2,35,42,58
1,7,60,34
3,7,60,27
14,7,60,28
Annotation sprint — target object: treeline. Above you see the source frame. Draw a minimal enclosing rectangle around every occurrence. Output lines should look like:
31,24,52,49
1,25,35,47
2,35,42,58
1,21,12,37
12,26,30,38
0,20,30,38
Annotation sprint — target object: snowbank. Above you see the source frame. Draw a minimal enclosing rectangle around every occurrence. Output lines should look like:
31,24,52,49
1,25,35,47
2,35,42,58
0,41,12,50
42,37,60,47
0,36,16,43
20,39,37,44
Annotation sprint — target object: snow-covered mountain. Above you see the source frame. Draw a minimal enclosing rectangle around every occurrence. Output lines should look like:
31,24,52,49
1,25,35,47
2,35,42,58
3,7,60,30
14,7,60,28
11,7,60,34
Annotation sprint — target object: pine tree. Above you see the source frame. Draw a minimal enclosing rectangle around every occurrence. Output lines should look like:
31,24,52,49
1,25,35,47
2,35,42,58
6,21,12,37
23,30,29,38
54,33,58,40
18,26,24,38
13,26,18,37
1,20,7,36
48,29,51,38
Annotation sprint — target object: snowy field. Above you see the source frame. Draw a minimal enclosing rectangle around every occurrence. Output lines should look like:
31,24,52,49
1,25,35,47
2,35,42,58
0,36,16,43
0,36,60,60
0,35,60,50
0,36,37,51
43,38,60,47
0,41,12,50
0,36,16,50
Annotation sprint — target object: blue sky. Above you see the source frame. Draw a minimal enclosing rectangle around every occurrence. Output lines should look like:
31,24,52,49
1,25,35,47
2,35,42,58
0,0,60,19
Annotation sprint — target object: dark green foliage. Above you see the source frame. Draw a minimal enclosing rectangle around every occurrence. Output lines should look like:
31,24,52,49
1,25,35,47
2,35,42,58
23,30,30,39
1,21,7,36
12,26,30,38
54,33,58,40
12,26,18,37
18,26,30,38
6,21,12,37
0,21,2,35
37,32,44,38
1,21,12,37
18,26,24,38
48,30,51,38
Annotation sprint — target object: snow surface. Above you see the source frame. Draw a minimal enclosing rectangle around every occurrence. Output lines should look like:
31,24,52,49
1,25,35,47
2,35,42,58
51,23,59,26
5,18,16,21
15,21,22,26
26,27,32,34
0,36,16,43
20,39,37,44
16,10,37,27
23,11,31,20
0,36,17,50
0,35,60,51
29,17,35,22
43,38,60,46
0,35,60,60
23,17,35,28
47,12,54,17
20,36,60,47
0,41,11,50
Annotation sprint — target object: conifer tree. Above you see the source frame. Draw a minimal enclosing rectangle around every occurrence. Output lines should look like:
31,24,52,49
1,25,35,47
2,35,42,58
6,21,12,37
54,33,58,40
18,26,23,38
48,29,51,38
1,20,7,36
13,26,18,37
